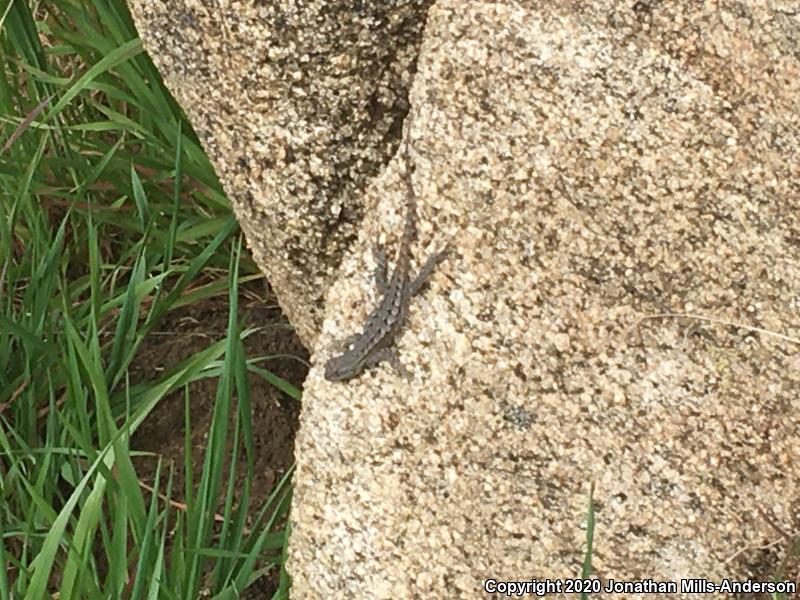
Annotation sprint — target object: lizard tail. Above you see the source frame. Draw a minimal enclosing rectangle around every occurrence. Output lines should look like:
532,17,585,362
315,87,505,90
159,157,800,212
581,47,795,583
402,128,417,242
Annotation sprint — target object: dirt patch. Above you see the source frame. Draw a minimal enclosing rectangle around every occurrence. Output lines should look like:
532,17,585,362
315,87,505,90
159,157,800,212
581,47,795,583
129,279,308,593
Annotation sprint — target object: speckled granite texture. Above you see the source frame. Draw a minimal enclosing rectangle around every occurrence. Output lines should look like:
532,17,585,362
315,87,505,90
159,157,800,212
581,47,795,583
128,0,432,344
129,0,800,598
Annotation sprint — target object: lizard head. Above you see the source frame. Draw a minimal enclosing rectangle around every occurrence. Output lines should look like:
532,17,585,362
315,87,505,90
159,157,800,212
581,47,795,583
323,351,362,382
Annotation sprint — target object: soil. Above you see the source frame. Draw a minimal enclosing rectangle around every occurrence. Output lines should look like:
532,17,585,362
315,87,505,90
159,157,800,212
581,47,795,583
129,279,308,596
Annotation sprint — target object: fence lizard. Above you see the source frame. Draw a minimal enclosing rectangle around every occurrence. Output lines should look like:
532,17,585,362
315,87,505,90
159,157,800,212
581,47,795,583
324,128,445,382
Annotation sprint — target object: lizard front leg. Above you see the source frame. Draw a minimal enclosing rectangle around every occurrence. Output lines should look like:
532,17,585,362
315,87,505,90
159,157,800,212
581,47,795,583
363,346,411,379
333,246,390,352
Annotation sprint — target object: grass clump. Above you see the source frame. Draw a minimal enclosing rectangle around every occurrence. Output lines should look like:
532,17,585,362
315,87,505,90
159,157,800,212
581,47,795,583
1,2,296,597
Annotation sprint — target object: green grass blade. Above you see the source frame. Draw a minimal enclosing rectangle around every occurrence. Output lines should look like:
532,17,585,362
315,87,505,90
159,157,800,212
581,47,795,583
43,38,142,123
580,481,596,600
22,431,119,600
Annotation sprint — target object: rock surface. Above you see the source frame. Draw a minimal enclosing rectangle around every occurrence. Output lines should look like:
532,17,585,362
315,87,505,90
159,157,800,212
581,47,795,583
129,0,800,597
291,1,800,598
128,0,432,343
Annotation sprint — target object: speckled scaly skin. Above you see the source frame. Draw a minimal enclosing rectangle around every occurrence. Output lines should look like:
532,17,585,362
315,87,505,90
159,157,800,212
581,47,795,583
324,126,445,381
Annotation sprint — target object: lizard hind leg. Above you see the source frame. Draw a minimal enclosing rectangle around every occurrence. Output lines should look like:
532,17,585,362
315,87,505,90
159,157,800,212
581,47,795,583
408,246,449,296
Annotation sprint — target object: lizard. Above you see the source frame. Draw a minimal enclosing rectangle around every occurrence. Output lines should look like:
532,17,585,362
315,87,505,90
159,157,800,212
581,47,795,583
324,125,446,382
